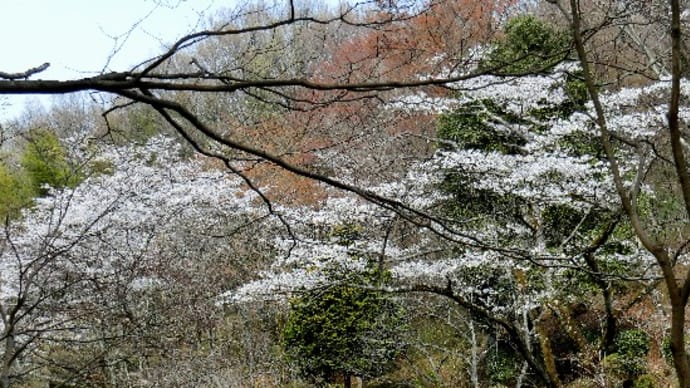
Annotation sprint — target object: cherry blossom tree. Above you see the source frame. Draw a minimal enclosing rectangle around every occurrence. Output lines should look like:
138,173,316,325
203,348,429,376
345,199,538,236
0,136,278,386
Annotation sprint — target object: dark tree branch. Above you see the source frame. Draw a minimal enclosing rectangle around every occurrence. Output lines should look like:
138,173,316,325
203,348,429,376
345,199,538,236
0,63,50,80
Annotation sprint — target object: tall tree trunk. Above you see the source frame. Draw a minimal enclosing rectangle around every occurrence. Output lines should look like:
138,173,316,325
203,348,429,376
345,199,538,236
670,298,690,387
667,0,690,385
1,333,15,388
470,321,480,388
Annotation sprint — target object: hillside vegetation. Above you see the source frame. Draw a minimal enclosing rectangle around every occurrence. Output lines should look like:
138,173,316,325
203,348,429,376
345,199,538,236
1,1,690,387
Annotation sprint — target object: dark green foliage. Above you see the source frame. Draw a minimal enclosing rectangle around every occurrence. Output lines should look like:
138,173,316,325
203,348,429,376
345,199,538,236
435,16,592,240
282,263,407,384
482,15,570,74
435,99,530,234
607,329,650,379
478,14,587,120
564,71,590,112
20,129,82,196
435,98,529,229
541,204,608,251
436,99,527,153
557,129,604,157
439,175,524,226
487,346,521,386
0,163,33,220
615,329,650,360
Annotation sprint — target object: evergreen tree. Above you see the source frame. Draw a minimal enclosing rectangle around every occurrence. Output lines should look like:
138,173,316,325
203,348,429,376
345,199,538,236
282,261,407,387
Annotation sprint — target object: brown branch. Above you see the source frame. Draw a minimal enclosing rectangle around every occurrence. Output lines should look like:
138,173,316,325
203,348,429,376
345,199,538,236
0,67,507,95
567,0,673,278
141,89,299,258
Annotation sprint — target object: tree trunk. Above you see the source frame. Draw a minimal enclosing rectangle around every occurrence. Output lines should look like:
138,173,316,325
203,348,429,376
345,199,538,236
470,321,480,388
667,0,690,385
1,333,15,388
670,302,690,388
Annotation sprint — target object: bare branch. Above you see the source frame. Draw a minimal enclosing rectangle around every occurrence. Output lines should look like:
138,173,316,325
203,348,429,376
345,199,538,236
0,63,50,80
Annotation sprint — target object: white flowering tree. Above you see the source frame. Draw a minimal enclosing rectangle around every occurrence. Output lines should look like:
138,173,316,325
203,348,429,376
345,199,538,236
0,136,280,386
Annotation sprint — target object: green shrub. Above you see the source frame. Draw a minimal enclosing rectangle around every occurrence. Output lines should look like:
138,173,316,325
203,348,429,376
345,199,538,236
20,129,82,196
607,329,650,378
633,374,656,388
482,15,570,74
616,329,650,359
0,164,33,220
436,99,527,154
282,263,407,384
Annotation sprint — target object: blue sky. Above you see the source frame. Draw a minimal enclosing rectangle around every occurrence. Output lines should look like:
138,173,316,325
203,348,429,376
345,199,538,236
0,0,223,119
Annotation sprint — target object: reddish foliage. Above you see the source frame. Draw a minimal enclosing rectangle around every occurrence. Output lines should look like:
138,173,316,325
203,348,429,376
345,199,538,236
224,1,517,206
314,0,515,84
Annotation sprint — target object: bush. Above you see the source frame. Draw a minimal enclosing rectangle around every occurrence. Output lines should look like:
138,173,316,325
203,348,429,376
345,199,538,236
21,129,82,196
482,15,570,74
615,329,650,358
282,263,407,385
633,374,656,388
0,164,33,220
605,329,650,379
